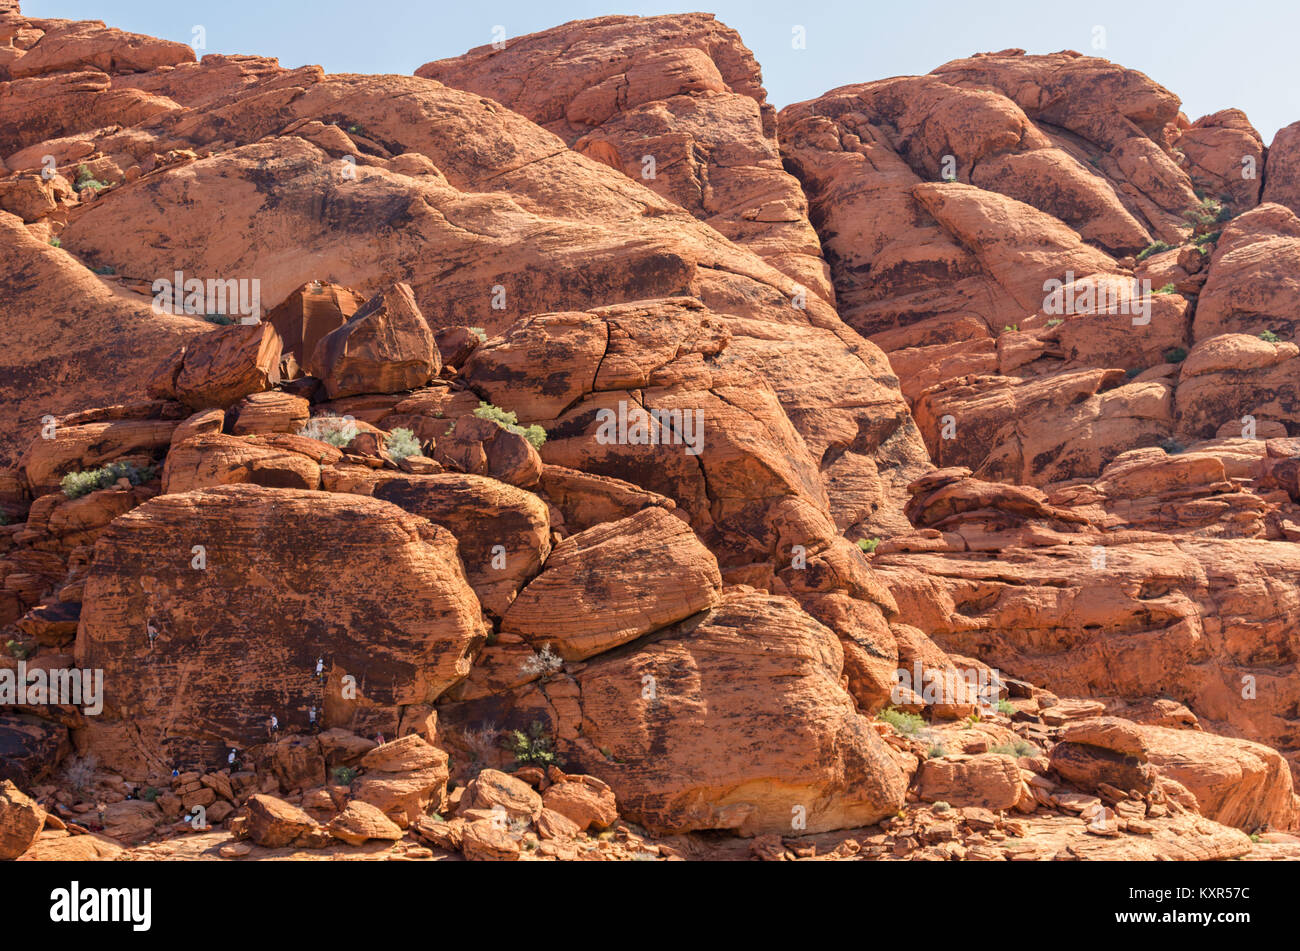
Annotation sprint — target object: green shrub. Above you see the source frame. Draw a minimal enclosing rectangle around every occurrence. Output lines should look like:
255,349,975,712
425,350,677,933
91,265,115,276
926,744,946,759
61,461,157,499
1159,437,1186,455
141,787,160,802
504,720,558,767
857,537,880,554
73,164,109,192
1183,196,1232,229
385,427,421,460
298,416,358,448
202,313,235,326
1260,329,1281,343
474,401,547,450
1136,240,1172,261
331,765,357,785
5,639,31,660
1124,367,1143,379
1163,346,1188,364
996,699,1016,716
990,740,1036,758
1001,323,1019,334
49,236,61,248
877,707,924,736
1192,230,1221,248
1045,317,1064,328
1153,283,1177,295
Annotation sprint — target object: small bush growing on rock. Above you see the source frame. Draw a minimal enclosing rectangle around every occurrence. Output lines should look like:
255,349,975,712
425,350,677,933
1159,437,1187,455
331,765,357,785
141,787,160,802
1163,346,1188,364
926,744,946,759
1124,367,1143,379
298,416,358,448
1183,196,1232,229
1000,323,1018,334
878,707,924,736
385,427,421,460
73,165,110,192
857,537,880,554
519,643,563,679
1045,317,1063,328
1193,230,1221,248
1136,240,1172,261
64,754,98,797
5,639,31,659
474,400,547,450
61,461,157,499
0,511,8,526
504,720,558,768
1260,329,1281,343
1153,283,1176,295
49,236,61,248
996,699,1016,716
461,723,500,768
202,312,235,326
990,740,1036,758
933,801,952,813
468,327,487,343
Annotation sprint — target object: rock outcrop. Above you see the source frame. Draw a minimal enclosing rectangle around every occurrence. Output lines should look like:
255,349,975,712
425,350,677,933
1,2,1297,864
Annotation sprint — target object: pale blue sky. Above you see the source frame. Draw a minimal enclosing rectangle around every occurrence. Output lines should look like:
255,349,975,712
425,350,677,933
25,0,1299,141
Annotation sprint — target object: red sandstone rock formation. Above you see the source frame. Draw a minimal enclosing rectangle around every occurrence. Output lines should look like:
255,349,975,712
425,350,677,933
1,2,1297,863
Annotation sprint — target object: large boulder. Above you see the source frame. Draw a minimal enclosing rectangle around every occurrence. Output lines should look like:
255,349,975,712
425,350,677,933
543,590,907,835
308,283,438,399
502,507,722,660
0,779,45,860
1051,718,1296,831
75,485,487,777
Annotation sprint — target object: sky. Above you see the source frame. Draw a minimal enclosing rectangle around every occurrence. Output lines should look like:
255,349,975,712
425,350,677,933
25,0,1300,142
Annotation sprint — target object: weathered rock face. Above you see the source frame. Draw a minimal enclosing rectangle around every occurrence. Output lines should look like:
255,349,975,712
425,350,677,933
494,590,907,835
36,48,927,538
161,433,324,493
4,3,1300,861
1264,121,1300,217
1051,718,1295,831
1175,334,1300,440
776,52,1231,489
349,471,552,618
308,283,439,399
0,213,205,466
0,779,45,859
416,13,832,301
169,322,283,409
502,507,723,660
268,281,364,365
75,485,487,777
1193,204,1300,342
878,525,1300,776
